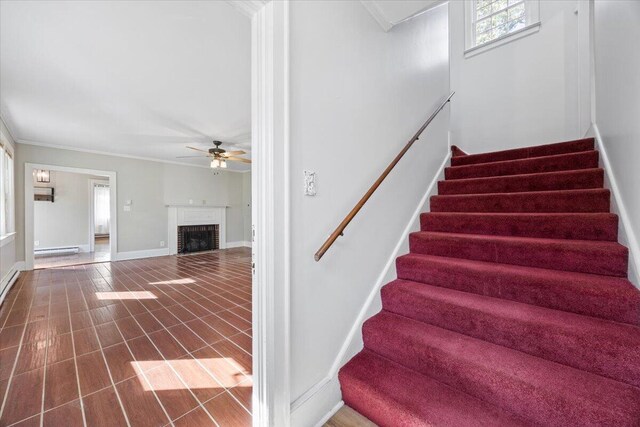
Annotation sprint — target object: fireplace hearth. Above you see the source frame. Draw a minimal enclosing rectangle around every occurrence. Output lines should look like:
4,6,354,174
178,224,219,254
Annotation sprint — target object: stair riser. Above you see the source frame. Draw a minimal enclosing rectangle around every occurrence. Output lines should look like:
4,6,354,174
420,213,618,241
451,138,595,167
409,232,628,277
395,255,640,325
430,189,611,213
380,285,640,388
445,151,599,180
339,351,530,427
438,169,604,195
363,313,640,427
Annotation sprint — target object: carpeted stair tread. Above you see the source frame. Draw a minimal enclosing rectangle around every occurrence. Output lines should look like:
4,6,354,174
395,253,640,325
430,188,610,213
338,350,530,427
380,280,640,387
438,168,604,195
420,212,618,241
445,150,599,180
361,311,640,427
409,231,628,276
450,137,594,167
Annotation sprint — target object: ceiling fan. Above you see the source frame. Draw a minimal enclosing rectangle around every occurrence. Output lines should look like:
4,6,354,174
177,141,251,169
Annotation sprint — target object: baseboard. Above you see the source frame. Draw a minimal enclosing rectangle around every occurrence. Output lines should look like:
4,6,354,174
289,150,451,427
115,248,170,261
591,124,640,288
290,375,341,427
0,262,24,307
226,241,252,248
314,400,344,427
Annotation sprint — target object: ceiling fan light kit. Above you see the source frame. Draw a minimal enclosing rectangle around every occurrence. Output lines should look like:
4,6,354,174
211,158,227,169
181,140,250,169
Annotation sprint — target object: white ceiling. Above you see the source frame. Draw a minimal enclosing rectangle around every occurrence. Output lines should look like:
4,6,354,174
361,0,445,31
0,1,252,170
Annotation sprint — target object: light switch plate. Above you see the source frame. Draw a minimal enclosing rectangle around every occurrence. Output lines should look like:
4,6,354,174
304,170,317,196
123,205,131,212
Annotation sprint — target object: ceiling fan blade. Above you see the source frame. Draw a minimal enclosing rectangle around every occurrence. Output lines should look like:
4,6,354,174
176,155,208,158
225,156,252,164
187,146,209,153
221,150,246,156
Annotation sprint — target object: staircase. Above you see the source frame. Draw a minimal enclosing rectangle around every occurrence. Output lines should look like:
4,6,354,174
338,138,640,426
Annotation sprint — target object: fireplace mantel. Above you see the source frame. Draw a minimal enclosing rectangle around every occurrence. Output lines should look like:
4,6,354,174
167,205,227,255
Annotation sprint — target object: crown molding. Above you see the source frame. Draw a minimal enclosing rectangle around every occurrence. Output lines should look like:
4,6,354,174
225,0,269,18
360,0,446,32
16,139,250,173
360,0,393,32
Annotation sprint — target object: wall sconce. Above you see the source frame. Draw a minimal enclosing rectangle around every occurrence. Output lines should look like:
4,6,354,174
35,170,50,183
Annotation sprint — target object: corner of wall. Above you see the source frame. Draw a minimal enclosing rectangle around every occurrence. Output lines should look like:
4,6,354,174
590,123,640,288
289,150,452,426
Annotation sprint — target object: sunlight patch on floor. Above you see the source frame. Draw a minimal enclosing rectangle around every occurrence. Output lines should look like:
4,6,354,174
132,359,251,391
148,278,196,285
95,291,157,300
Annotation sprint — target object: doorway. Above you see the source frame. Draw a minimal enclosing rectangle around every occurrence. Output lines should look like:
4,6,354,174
89,179,111,264
25,163,117,270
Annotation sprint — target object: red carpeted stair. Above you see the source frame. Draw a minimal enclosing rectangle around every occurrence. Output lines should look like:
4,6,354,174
338,137,640,426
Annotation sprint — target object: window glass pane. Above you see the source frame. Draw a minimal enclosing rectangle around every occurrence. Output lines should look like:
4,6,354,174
492,0,508,13
491,10,508,27
476,31,493,45
477,0,493,9
476,17,492,34
477,4,491,19
508,3,525,20
508,0,522,5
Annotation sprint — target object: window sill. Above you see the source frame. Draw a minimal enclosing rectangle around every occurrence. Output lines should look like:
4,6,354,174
464,21,541,58
0,232,16,248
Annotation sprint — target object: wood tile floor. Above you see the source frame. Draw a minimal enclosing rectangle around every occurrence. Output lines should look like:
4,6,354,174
0,248,252,427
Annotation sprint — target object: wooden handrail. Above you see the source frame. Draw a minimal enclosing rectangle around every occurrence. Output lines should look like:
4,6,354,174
314,92,455,262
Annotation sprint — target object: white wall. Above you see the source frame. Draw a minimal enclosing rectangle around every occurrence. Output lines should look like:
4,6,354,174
242,172,251,244
288,2,449,424
15,143,250,261
33,171,95,250
593,0,640,284
449,0,590,153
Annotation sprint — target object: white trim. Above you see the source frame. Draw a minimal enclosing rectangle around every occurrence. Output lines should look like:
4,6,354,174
0,262,22,307
360,1,393,32
16,139,249,173
88,178,110,253
591,124,640,288
289,150,451,424
115,248,170,262
314,401,344,427
251,1,291,426
0,231,15,248
227,240,252,248
24,163,117,270
360,0,446,32
225,0,268,18
464,21,540,57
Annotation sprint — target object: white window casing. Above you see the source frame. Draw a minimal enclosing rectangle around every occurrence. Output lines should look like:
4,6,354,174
464,0,540,57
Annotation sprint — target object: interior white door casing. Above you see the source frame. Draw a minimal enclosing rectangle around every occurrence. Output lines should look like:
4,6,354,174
89,178,110,253
24,163,117,270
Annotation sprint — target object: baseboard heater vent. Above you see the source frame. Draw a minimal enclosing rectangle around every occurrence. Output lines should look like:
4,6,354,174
35,247,80,257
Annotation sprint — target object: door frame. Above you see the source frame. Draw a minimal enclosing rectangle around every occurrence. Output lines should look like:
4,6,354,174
245,1,291,426
24,163,117,270
88,178,110,253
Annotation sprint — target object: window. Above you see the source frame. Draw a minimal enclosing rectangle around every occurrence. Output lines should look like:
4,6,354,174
0,138,15,239
465,0,540,55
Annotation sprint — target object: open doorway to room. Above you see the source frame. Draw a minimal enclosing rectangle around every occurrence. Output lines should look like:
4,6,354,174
89,179,111,263
26,164,117,270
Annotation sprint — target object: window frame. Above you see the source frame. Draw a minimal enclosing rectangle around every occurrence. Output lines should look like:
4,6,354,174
0,137,15,245
464,0,541,57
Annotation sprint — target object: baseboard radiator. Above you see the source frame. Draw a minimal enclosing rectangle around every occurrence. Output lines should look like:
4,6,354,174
34,246,80,257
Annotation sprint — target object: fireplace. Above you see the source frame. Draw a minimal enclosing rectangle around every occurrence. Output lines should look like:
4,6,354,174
177,224,219,254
